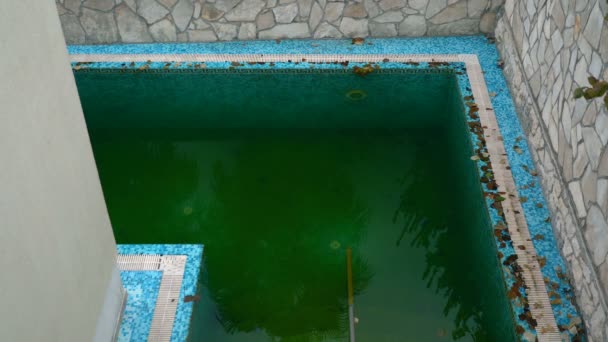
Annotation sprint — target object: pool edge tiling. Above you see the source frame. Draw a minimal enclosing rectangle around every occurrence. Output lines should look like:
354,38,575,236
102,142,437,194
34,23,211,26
75,36,583,341
117,244,204,342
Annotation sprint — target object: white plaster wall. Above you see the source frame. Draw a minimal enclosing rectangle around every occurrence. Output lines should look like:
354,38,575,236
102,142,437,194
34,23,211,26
0,1,122,341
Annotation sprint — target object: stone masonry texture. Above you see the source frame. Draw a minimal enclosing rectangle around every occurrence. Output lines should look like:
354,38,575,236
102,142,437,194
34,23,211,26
495,0,608,340
56,0,503,43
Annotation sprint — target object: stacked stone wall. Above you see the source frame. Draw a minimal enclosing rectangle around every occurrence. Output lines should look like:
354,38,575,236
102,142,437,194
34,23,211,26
495,0,608,340
56,0,501,43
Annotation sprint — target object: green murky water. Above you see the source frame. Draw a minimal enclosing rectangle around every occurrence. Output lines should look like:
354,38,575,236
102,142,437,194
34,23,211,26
76,69,516,341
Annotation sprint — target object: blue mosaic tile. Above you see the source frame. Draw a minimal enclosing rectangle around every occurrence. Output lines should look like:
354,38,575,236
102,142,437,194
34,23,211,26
119,271,162,342
118,244,204,342
76,37,584,340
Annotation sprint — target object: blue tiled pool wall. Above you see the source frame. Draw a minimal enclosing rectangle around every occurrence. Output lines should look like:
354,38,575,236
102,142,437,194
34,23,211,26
73,36,584,340
117,244,204,342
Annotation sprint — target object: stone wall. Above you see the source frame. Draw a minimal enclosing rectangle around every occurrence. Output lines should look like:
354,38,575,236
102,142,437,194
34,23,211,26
56,0,502,44
495,0,608,340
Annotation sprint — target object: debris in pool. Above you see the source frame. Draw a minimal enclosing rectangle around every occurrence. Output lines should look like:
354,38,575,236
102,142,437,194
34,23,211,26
345,89,367,100
231,61,243,67
519,197,528,203
436,328,447,337
351,37,365,45
183,206,193,215
184,295,200,303
353,64,375,77
533,234,545,240
330,240,341,250
428,61,450,68
536,203,543,208
489,92,497,97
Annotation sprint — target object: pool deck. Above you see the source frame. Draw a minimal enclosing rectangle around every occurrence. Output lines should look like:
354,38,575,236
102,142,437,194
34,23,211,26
72,36,584,341
117,244,203,342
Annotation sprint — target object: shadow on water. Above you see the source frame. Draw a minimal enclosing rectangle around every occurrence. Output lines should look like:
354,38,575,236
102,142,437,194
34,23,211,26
93,141,201,242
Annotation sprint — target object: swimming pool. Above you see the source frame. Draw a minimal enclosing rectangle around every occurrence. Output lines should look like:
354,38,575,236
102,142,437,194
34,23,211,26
77,67,515,341
71,37,585,342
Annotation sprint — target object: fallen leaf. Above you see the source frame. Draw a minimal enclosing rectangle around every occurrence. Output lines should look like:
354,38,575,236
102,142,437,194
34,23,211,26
184,294,201,302
513,146,523,154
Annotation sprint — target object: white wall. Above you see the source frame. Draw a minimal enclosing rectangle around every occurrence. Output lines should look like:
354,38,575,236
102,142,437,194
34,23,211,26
0,1,122,341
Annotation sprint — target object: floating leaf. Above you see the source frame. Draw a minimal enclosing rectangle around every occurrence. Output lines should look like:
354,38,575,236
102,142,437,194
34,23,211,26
533,234,545,240
351,37,365,45
519,197,528,203
495,195,506,202
353,64,375,77
536,203,543,208
184,294,201,302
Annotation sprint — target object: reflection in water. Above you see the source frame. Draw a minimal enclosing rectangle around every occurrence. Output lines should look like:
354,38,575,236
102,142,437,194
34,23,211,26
198,140,373,340
393,176,484,341
91,131,514,342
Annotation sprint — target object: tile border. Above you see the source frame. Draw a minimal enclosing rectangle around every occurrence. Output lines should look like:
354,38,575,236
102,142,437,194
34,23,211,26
117,255,186,341
117,244,203,342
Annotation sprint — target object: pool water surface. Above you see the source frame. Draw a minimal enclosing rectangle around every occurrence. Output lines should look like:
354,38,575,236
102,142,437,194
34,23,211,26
78,69,516,341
